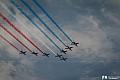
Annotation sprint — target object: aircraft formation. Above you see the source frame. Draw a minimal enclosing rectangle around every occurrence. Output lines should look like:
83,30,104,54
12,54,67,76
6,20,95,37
0,0,79,61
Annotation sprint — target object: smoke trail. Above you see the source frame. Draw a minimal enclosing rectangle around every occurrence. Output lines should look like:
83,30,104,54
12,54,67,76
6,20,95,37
33,0,73,42
10,0,62,52
0,34,21,52
0,22,33,52
0,3,57,55
20,0,67,47
0,13,45,54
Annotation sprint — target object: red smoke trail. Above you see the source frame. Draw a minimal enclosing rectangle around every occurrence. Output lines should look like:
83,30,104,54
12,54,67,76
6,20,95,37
0,34,21,52
0,13,45,54
0,22,33,52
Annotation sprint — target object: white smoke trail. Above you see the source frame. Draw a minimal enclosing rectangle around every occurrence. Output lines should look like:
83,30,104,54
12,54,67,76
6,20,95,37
0,2,57,55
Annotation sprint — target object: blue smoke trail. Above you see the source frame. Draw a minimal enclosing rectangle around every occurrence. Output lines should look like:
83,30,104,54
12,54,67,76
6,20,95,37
10,0,62,51
20,0,67,47
33,0,73,42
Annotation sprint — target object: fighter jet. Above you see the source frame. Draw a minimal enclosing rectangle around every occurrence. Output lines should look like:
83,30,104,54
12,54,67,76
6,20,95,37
65,45,73,51
71,40,79,47
55,54,62,58
32,51,38,56
43,53,50,57
19,50,26,55
60,49,67,54
60,57,67,61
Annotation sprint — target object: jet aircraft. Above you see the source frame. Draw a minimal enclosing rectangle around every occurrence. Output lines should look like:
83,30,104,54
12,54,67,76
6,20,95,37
60,57,67,61
32,51,38,56
43,53,50,57
71,40,79,47
19,50,26,55
55,54,62,58
60,49,67,54
65,45,73,51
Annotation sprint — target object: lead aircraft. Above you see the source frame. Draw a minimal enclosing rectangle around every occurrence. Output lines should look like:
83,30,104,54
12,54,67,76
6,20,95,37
71,40,79,47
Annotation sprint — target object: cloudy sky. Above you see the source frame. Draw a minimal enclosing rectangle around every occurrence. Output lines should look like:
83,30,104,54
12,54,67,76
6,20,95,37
0,0,120,80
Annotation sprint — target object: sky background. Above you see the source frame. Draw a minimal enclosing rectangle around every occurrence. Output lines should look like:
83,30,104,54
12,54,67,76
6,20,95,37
0,0,120,80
